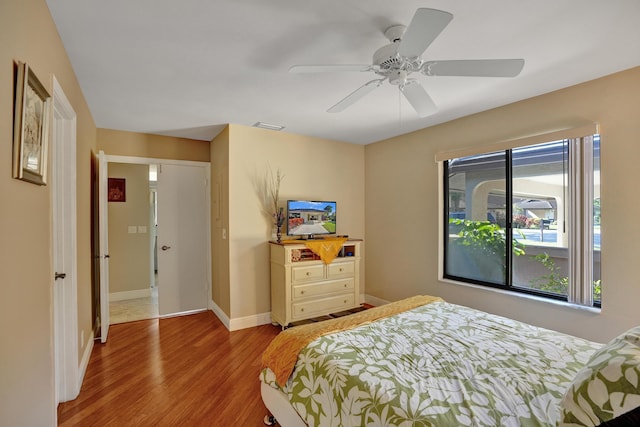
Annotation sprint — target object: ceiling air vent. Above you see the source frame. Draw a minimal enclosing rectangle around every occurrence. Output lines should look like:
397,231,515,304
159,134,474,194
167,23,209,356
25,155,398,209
252,122,285,131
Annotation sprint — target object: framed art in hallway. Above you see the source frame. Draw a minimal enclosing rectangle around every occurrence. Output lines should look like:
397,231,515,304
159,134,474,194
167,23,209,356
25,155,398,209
108,178,126,202
12,61,51,185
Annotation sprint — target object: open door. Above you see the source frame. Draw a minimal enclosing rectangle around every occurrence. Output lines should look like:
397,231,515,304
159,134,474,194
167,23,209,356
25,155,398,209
52,77,79,404
156,164,209,316
98,151,110,342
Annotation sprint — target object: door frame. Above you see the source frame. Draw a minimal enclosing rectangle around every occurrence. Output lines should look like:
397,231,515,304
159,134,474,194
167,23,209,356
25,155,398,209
51,77,84,404
98,151,110,343
99,155,211,326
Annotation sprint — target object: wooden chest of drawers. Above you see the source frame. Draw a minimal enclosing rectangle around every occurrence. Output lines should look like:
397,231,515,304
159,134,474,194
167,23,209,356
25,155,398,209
269,240,361,328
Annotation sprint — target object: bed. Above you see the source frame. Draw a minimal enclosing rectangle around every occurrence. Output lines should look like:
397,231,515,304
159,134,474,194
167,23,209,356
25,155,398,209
260,296,640,427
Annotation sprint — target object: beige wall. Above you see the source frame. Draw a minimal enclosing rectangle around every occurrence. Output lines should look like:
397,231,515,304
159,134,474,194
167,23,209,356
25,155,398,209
97,128,210,161
365,67,640,344
224,124,365,319
1,4,633,424
0,0,97,424
107,163,152,294
211,127,231,315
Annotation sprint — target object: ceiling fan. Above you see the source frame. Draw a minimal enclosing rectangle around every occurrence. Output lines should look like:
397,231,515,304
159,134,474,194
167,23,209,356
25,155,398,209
289,8,525,117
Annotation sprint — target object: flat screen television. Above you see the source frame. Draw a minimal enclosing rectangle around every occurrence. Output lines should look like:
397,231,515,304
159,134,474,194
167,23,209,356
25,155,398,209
287,200,336,238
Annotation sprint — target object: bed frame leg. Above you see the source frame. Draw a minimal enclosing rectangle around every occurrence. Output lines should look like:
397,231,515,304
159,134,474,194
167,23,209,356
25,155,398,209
264,414,277,426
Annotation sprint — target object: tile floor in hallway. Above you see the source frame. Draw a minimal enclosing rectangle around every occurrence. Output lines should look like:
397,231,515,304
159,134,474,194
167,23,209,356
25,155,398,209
109,286,158,324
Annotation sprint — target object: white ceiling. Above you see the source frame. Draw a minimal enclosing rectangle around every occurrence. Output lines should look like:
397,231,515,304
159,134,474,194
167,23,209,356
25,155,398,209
46,0,640,145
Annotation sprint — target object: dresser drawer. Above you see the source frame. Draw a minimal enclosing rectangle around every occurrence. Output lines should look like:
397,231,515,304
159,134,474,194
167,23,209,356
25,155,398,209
292,294,356,319
327,261,354,278
293,278,354,300
291,264,324,283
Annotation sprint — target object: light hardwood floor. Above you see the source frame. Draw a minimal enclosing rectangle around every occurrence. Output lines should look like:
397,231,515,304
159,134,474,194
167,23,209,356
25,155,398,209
58,311,281,426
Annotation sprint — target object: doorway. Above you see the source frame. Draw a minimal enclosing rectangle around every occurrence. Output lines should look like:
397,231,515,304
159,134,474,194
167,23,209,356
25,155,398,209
100,156,211,329
107,162,158,324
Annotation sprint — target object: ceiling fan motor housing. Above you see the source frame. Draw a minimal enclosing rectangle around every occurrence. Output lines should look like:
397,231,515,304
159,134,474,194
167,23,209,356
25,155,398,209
373,25,422,77
373,42,401,69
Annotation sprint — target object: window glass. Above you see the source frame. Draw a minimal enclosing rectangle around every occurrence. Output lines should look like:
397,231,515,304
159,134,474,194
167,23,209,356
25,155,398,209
445,152,507,285
512,141,569,297
443,135,600,307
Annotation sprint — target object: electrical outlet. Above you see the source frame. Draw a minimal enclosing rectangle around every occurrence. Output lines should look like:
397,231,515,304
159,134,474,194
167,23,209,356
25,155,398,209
222,228,227,240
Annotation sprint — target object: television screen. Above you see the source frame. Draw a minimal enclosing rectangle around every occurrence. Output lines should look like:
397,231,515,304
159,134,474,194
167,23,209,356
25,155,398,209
287,200,336,238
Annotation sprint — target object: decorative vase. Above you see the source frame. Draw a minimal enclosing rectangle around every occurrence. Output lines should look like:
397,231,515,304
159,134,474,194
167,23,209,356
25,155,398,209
276,225,282,243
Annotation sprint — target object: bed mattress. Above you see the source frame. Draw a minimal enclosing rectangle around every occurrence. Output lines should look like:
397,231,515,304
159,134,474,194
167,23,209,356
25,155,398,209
261,300,601,426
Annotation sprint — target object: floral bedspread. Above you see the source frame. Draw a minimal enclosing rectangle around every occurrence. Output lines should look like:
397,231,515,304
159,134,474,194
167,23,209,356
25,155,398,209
261,301,601,427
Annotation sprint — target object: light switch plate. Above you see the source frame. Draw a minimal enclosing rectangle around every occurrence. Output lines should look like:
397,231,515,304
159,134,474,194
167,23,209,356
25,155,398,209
128,226,137,234
138,226,147,233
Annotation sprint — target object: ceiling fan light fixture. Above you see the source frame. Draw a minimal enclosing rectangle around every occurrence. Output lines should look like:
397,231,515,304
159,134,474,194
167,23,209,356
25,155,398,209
388,70,408,85
252,121,285,131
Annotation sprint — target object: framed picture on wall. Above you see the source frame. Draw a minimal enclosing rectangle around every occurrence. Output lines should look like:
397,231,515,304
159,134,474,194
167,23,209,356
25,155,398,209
12,61,51,185
108,178,126,202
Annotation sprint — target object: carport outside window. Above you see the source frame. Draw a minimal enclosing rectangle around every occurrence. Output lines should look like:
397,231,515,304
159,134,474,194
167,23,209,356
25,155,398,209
444,135,600,307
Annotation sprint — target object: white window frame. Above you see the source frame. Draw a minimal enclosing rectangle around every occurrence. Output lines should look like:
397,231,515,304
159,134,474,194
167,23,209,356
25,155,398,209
437,125,600,308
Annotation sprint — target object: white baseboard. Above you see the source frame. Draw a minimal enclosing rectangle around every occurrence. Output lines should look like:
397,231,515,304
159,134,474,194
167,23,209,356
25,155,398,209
74,330,94,400
210,295,392,331
211,296,394,331
109,289,151,302
209,299,231,330
209,299,272,331
364,294,391,307
229,311,272,331
159,309,207,319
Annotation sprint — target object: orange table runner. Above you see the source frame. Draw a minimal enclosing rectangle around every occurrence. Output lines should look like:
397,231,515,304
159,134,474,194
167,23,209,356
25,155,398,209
277,236,350,264
303,237,348,264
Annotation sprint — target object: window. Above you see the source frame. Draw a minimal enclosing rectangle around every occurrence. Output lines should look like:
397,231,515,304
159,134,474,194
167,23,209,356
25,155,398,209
443,134,600,307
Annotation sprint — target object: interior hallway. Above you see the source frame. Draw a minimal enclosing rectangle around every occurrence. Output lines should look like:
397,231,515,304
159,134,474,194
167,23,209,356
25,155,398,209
109,286,158,324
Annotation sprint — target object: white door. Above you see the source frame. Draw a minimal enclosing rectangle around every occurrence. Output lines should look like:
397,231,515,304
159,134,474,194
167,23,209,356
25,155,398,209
156,164,209,316
52,78,79,404
98,151,110,342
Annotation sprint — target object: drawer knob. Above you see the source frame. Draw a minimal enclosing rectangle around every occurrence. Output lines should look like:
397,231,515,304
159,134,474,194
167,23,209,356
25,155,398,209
344,300,347,303
301,308,304,312
306,272,310,276
300,290,305,294
344,284,347,287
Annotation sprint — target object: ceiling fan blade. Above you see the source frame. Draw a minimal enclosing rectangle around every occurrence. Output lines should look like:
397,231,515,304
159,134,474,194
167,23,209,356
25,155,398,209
327,79,385,113
397,8,453,58
422,59,525,77
289,64,376,73
400,79,437,117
